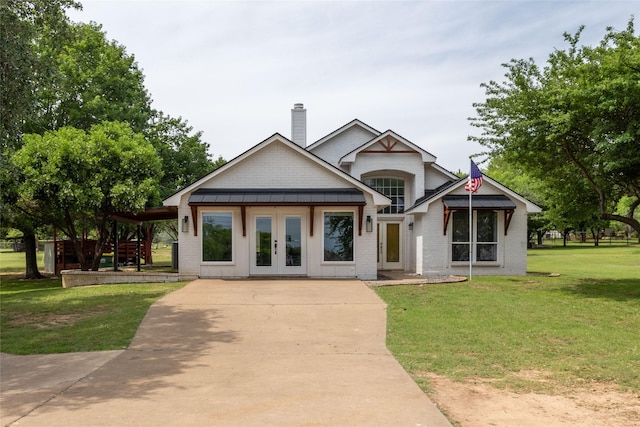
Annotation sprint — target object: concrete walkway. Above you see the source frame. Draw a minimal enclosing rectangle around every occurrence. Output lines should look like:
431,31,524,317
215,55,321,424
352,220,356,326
1,279,451,426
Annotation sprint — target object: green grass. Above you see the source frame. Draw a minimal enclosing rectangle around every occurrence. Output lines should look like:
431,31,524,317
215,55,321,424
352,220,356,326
0,249,45,273
374,245,640,393
0,275,188,354
0,245,174,273
0,246,184,354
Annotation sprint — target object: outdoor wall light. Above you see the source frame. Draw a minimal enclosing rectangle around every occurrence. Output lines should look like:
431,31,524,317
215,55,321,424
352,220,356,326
182,215,189,233
408,222,414,230
366,215,373,233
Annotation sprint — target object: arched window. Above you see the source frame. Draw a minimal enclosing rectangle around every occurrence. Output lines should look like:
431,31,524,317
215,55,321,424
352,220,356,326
364,178,405,214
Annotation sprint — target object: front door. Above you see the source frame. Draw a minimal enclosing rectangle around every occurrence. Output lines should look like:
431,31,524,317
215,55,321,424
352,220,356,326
250,209,306,275
377,221,402,270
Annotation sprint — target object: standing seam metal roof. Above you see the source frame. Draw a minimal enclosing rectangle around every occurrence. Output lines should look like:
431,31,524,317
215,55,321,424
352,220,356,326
188,188,366,205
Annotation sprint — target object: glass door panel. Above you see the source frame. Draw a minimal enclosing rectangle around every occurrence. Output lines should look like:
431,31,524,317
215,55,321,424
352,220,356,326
386,223,400,263
251,210,306,275
255,216,272,267
377,221,403,270
285,216,302,267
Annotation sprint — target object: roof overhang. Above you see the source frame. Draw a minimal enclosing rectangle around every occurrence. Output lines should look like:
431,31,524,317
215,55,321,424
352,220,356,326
109,206,178,225
188,188,366,206
442,195,517,236
443,195,517,210
187,188,369,238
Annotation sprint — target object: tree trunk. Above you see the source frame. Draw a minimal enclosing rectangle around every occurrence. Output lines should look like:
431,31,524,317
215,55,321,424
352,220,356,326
90,219,112,271
591,228,599,246
23,230,44,279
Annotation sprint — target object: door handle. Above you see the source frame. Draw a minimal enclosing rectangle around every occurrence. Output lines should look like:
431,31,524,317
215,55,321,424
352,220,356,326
274,240,278,255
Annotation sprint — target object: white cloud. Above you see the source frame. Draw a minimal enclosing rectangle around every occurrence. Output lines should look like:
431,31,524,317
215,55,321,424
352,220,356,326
68,0,638,172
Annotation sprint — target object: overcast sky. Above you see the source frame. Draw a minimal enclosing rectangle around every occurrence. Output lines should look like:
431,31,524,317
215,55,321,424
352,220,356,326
67,0,638,173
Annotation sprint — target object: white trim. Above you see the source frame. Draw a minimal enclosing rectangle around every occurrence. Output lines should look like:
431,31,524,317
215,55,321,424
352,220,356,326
404,176,542,215
200,210,235,265
339,130,437,165
163,133,391,208
431,162,459,181
321,209,357,264
449,210,502,266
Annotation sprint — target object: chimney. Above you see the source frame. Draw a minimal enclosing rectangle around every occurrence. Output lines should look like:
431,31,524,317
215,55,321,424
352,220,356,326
291,103,307,147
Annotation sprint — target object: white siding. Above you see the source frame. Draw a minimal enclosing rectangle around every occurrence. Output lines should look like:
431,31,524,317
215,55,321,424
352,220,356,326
207,141,348,189
424,165,454,191
351,153,424,207
175,139,381,280
417,188,530,276
308,126,377,168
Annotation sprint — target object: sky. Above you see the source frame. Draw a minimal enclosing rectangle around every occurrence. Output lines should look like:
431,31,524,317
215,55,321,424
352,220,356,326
67,0,638,173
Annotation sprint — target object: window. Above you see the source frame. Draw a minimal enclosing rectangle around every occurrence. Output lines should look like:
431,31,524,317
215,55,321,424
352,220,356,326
364,178,404,214
476,211,498,261
323,212,354,262
451,210,498,262
202,212,232,262
451,211,470,261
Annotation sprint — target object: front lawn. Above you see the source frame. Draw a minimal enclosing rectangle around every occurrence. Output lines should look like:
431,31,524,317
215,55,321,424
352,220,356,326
0,275,187,354
374,245,640,393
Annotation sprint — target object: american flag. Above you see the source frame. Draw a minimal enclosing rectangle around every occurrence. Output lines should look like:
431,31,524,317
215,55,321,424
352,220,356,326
465,160,483,193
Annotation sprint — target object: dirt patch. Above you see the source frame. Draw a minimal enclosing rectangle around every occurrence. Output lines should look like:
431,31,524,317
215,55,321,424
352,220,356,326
9,311,106,329
421,372,640,427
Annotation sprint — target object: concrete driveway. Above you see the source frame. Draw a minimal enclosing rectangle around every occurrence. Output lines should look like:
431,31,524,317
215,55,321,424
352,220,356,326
1,279,451,426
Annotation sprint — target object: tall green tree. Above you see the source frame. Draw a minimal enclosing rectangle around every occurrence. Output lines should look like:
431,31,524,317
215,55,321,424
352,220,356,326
1,0,80,278
470,18,640,237
0,0,80,147
144,112,226,240
26,21,152,134
146,112,225,200
2,2,225,276
12,122,162,271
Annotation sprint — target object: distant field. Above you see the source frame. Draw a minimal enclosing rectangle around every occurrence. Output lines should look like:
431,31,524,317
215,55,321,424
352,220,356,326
0,245,174,274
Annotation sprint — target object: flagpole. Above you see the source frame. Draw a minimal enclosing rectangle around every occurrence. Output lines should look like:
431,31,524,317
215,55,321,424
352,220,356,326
468,159,473,280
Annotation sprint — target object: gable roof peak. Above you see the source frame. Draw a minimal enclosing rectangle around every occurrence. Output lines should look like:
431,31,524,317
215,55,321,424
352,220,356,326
339,130,438,164
306,118,381,151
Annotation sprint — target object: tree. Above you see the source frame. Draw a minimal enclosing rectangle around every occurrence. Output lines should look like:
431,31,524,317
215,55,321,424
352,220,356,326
12,122,162,271
2,3,225,276
485,155,607,246
146,112,225,200
0,0,80,147
144,112,226,240
470,18,640,237
1,0,80,278
484,156,547,245
26,21,152,134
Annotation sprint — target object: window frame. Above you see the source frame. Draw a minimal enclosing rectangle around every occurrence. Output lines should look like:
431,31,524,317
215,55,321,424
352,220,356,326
363,177,405,214
450,210,499,264
201,210,234,264
322,210,355,263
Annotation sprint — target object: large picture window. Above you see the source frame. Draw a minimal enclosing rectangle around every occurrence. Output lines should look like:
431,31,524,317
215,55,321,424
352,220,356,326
364,178,404,214
451,210,498,262
323,212,354,262
202,212,232,262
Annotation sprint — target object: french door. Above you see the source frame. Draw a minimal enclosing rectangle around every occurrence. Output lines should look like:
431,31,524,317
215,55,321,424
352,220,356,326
250,210,306,275
377,221,402,270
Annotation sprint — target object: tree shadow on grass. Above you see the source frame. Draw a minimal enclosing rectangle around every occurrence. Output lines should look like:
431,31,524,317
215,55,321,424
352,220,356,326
560,278,640,302
9,302,238,420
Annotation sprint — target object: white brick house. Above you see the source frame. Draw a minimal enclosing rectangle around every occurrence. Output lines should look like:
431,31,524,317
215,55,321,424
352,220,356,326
164,104,541,279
